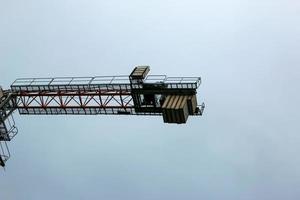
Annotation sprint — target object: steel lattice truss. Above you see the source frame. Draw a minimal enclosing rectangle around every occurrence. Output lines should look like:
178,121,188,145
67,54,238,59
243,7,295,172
15,90,137,115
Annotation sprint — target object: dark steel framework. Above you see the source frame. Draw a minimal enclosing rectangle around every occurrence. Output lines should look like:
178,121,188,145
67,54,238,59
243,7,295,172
0,67,205,167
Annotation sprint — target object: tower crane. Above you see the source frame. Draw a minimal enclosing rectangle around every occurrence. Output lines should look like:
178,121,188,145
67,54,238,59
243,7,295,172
0,66,205,167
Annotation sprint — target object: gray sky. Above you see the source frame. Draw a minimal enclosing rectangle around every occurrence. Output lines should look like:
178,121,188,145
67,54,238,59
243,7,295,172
1,0,300,199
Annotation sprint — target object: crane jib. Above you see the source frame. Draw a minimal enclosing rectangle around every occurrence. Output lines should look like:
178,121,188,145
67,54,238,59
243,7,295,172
0,66,205,167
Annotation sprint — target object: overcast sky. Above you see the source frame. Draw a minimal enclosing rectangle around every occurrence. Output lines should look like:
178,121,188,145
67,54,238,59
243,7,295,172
1,0,300,199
